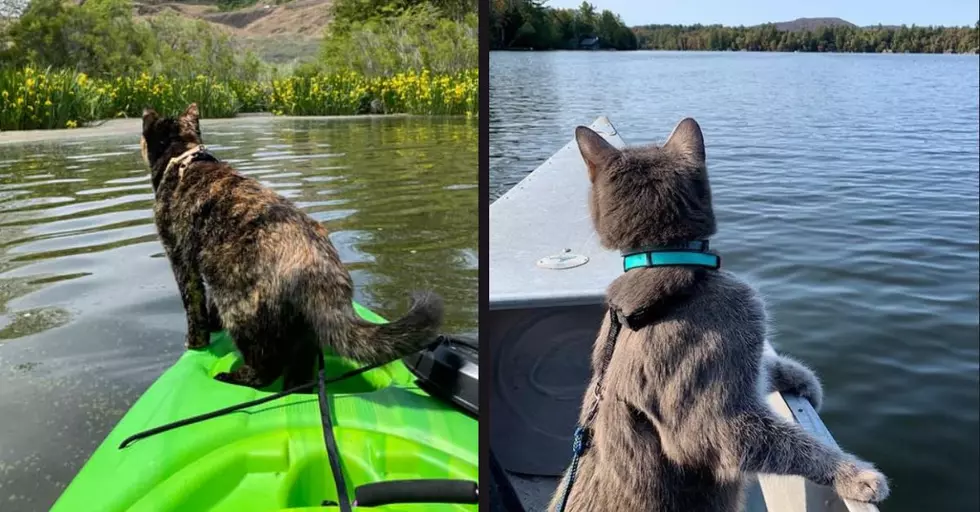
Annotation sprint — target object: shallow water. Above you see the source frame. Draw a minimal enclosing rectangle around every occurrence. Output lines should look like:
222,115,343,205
0,116,476,510
491,51,979,511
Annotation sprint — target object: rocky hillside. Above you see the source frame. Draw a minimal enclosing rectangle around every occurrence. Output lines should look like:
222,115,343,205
133,0,332,61
135,0,333,35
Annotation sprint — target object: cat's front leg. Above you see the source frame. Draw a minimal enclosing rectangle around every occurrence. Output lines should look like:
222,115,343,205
163,241,210,349
734,406,889,503
762,353,823,410
206,291,223,332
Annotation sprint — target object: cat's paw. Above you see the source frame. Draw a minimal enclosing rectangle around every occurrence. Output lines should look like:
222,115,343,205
833,460,890,503
765,354,823,411
214,372,236,384
214,368,269,388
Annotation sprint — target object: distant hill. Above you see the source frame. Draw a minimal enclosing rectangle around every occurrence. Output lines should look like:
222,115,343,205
134,0,333,36
132,0,331,62
766,17,857,31
758,18,961,32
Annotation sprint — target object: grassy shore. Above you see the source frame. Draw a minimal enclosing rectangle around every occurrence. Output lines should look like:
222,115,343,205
0,66,477,131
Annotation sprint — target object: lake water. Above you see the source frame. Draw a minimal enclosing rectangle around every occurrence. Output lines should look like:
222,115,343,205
490,51,979,511
0,116,477,510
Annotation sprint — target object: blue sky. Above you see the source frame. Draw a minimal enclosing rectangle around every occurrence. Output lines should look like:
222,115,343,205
543,0,980,28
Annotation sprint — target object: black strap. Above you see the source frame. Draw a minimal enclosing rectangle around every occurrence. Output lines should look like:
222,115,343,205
119,380,314,449
354,479,478,506
189,150,220,165
318,360,352,512
555,308,624,512
118,352,407,449
621,239,709,256
583,308,623,427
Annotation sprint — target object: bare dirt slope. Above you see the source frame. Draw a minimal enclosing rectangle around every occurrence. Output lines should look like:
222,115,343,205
199,0,332,36
136,0,332,36
133,0,332,61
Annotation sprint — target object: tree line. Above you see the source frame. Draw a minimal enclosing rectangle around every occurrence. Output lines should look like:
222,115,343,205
633,22,980,54
490,0,638,50
488,0,978,54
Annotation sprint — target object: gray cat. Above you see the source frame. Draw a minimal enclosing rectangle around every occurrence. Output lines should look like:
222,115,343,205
549,119,889,511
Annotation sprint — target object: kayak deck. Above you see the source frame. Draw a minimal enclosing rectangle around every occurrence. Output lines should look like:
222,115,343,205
52,303,477,512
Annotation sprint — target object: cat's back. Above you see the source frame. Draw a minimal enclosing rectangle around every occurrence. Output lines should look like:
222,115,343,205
177,161,311,223
687,269,768,332
655,269,769,375
171,161,333,265
605,267,767,353
601,268,769,436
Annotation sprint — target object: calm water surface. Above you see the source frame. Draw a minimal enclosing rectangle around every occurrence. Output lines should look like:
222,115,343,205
0,116,476,510
491,51,979,511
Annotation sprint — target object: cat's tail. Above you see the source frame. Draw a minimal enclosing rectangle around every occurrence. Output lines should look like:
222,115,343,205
304,290,445,365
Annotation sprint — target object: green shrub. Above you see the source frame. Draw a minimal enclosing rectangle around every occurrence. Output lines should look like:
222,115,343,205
216,0,259,11
0,1,266,81
319,3,477,76
0,0,150,77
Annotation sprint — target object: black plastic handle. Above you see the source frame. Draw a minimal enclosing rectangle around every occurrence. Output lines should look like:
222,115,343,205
353,479,478,506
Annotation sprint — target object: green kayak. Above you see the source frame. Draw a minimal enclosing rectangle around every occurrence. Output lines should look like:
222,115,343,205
51,302,478,512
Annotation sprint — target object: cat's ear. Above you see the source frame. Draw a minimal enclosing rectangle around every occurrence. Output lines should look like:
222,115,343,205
575,126,620,182
180,103,199,122
178,103,200,135
663,117,705,164
142,107,158,133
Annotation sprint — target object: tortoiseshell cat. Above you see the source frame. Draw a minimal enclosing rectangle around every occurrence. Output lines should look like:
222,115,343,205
551,119,889,511
141,104,443,388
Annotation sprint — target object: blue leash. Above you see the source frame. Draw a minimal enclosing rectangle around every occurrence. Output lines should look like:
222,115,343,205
554,308,623,512
554,426,590,511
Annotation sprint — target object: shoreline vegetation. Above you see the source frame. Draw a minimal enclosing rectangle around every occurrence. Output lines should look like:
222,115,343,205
490,0,637,50
491,1,980,54
0,0,477,131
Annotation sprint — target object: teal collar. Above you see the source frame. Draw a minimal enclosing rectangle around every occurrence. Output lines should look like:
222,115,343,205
621,240,721,272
